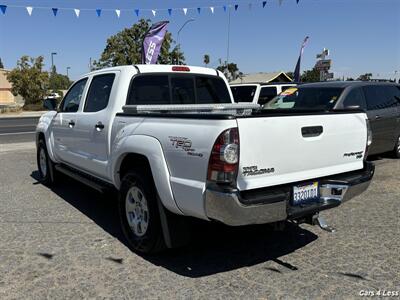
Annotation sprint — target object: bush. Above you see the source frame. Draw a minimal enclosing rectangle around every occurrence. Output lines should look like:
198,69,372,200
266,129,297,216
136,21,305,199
23,103,45,111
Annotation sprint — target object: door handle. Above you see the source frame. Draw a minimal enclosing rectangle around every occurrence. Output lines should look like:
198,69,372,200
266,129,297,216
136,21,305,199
68,120,75,128
95,122,104,131
301,126,323,137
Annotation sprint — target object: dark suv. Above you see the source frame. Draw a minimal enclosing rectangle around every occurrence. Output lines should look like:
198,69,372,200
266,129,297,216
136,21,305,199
265,81,400,157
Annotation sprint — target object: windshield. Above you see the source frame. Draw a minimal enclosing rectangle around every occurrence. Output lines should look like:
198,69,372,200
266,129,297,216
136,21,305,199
264,87,344,110
230,85,257,103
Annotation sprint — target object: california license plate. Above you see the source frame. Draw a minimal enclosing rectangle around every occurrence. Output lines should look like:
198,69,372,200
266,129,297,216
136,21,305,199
292,182,319,205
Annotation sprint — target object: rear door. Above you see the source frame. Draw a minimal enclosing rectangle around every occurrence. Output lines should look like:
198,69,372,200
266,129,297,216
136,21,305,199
363,85,398,154
236,112,367,190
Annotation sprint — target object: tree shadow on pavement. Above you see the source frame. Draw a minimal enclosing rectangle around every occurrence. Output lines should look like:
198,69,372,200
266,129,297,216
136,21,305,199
31,171,318,278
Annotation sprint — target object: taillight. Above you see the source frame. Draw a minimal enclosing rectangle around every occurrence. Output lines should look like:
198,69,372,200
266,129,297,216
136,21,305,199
172,66,190,72
207,128,239,184
364,119,372,160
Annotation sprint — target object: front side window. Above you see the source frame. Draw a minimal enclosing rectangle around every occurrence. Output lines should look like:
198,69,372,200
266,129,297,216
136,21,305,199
258,87,277,105
84,74,115,112
127,75,170,105
60,78,88,112
230,85,257,103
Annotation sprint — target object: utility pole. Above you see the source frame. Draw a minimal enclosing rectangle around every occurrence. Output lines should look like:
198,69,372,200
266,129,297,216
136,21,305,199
226,5,231,66
51,52,57,72
177,19,195,65
66,67,71,78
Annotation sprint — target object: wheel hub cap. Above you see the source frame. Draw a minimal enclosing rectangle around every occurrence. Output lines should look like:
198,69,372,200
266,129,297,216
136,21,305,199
125,186,149,237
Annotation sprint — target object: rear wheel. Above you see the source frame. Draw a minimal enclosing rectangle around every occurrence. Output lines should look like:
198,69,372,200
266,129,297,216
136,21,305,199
394,134,400,158
37,139,56,185
118,170,165,254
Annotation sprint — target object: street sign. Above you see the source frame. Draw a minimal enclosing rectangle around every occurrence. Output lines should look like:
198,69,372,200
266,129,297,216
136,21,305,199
326,72,334,79
314,59,332,70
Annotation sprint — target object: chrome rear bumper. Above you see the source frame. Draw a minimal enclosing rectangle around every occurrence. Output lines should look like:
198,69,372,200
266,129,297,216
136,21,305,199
205,162,374,226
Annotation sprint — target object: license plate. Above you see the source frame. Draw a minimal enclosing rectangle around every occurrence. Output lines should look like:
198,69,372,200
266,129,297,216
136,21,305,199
292,182,319,205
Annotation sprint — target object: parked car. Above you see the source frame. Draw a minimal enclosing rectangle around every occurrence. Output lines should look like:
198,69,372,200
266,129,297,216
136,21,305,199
230,83,297,105
265,82,400,157
36,65,374,253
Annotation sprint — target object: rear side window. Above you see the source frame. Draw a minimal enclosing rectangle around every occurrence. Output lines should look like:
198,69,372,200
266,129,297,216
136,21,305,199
343,87,366,109
230,86,257,102
364,85,400,110
60,78,88,112
127,75,170,105
196,76,231,104
126,74,231,105
84,74,115,112
258,87,277,105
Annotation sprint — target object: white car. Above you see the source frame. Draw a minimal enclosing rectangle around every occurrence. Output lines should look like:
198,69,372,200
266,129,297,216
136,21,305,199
36,65,374,253
230,83,297,105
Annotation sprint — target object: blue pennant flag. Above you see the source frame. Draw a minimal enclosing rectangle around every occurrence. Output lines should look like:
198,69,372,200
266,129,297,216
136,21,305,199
234,4,239,11
263,1,267,8
197,7,201,14
134,9,139,16
0,5,7,14
223,5,227,12
168,8,172,16
296,0,300,3
52,8,58,17
96,9,101,17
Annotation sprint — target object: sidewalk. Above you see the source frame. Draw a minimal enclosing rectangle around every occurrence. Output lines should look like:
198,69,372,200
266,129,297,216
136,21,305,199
0,111,47,118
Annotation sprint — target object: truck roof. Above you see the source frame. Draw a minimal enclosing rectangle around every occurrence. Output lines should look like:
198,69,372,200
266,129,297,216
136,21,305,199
83,64,221,77
300,81,400,88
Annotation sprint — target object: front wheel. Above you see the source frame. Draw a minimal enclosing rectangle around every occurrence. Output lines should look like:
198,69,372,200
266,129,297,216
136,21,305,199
118,170,165,254
37,139,56,185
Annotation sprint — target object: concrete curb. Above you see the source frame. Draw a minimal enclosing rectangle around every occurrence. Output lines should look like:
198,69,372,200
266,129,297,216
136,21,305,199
0,111,47,119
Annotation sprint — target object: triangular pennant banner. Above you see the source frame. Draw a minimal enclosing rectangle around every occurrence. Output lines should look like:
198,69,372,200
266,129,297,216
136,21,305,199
249,3,252,10
26,6,33,16
263,1,267,8
210,7,214,14
168,8,172,16
151,10,156,17
115,9,120,18
0,5,7,15
197,7,201,14
234,4,239,11
223,5,227,12
183,8,187,15
52,8,58,17
96,9,101,17
134,9,139,17
279,0,283,6
74,9,80,17
296,0,300,3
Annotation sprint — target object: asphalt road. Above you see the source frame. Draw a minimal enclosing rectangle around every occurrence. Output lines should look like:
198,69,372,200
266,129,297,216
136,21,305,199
0,144,398,299
0,117,38,144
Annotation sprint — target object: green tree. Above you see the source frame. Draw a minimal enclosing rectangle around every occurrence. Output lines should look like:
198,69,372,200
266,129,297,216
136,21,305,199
0,57,4,69
301,68,320,82
94,19,184,68
217,62,240,82
203,54,210,67
49,71,71,90
286,71,294,80
6,56,49,106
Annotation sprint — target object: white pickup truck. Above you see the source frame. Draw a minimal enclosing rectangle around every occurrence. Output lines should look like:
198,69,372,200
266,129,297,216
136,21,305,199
36,65,374,253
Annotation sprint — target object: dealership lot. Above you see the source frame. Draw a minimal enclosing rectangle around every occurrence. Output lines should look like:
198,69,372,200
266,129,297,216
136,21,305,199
0,145,399,299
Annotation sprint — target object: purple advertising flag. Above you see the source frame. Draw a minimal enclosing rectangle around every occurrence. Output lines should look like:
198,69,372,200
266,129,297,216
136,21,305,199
141,21,169,64
293,36,309,82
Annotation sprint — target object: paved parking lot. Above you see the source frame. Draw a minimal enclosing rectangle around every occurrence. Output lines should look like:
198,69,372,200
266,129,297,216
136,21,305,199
0,145,399,299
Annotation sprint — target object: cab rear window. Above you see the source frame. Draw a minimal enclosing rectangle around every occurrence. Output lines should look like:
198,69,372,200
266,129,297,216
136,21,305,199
126,74,231,105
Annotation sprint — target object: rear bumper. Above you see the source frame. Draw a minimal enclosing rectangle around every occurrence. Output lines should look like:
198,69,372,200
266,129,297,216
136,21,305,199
205,162,375,226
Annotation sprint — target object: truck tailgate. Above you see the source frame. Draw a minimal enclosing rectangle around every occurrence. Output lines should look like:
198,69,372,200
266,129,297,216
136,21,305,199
236,112,367,190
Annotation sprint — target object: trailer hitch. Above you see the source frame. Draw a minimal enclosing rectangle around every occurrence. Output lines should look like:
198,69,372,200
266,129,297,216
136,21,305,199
312,214,335,233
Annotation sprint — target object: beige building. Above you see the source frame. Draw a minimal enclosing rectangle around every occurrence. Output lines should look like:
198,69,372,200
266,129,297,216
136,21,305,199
0,69,23,105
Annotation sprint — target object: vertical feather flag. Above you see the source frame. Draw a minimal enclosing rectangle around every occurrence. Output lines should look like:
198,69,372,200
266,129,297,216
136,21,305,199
168,8,172,16
115,9,121,18
0,5,7,15
26,6,33,16
183,8,187,15
52,8,58,17
142,21,169,64
293,36,309,82
74,9,80,18
197,7,201,14
96,9,101,17
151,10,156,17
234,4,239,11
134,9,139,17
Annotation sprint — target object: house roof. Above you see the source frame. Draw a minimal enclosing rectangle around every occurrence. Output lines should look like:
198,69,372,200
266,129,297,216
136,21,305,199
230,71,293,84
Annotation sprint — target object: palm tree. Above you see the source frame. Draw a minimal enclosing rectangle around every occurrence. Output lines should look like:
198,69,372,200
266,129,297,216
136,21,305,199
203,54,210,67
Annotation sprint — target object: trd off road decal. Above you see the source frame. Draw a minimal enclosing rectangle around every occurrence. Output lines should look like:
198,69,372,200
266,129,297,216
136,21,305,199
343,151,363,159
242,166,275,177
169,136,203,158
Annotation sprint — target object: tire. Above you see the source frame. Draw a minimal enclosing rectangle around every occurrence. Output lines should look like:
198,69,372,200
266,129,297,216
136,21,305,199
37,139,56,185
118,170,165,254
394,134,400,158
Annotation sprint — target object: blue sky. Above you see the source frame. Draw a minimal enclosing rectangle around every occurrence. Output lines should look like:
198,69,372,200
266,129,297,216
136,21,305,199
0,0,399,80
